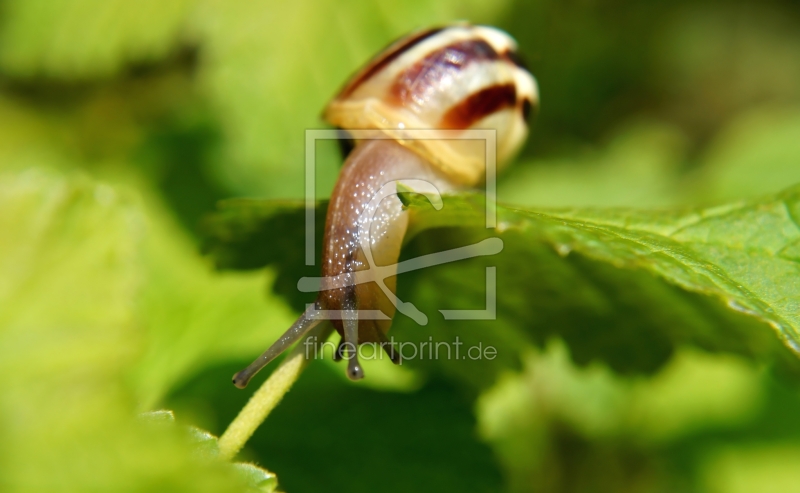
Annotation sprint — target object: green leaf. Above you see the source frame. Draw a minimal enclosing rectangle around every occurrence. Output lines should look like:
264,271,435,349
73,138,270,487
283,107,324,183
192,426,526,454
0,169,253,492
231,463,279,493
204,185,800,384
142,410,281,492
694,108,800,202
0,0,194,78
0,93,297,408
129,185,297,409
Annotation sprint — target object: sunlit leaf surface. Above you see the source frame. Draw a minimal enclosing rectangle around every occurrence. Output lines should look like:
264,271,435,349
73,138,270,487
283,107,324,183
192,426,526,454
205,185,800,383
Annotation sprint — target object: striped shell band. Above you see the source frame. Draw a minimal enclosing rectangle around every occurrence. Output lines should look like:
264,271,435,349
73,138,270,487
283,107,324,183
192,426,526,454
324,24,538,185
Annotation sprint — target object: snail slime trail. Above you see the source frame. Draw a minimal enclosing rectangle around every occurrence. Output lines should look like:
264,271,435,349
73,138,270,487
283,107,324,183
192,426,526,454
232,24,538,388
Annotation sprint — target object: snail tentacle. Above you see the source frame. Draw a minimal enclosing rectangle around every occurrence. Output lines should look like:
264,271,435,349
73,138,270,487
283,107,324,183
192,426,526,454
232,302,323,389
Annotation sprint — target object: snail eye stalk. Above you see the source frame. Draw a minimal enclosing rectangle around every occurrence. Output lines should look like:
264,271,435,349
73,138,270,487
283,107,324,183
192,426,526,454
232,303,323,389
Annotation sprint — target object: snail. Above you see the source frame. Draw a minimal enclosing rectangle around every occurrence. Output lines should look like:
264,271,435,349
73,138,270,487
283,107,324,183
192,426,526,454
233,24,538,388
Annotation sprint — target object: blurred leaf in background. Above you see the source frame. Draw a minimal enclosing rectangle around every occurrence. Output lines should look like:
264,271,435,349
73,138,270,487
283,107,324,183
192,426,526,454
1,0,800,492
0,170,256,492
0,0,193,78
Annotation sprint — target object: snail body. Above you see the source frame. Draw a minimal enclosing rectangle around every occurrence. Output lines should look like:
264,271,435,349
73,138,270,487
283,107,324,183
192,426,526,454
233,24,537,387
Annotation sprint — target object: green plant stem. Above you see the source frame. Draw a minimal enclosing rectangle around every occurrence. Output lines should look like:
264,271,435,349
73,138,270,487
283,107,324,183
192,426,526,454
218,324,332,460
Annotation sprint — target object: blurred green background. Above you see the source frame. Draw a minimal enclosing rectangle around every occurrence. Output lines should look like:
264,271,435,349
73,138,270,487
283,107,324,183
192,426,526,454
1,0,800,492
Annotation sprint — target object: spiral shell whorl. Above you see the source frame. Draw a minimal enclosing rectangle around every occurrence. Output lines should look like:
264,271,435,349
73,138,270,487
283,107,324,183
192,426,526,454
324,25,538,186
